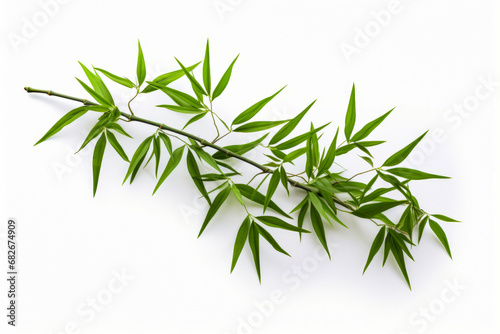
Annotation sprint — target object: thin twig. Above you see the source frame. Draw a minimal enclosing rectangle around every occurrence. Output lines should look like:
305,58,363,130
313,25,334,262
210,111,220,141
212,131,231,144
246,172,266,185
126,88,140,121
287,171,306,177
333,168,377,185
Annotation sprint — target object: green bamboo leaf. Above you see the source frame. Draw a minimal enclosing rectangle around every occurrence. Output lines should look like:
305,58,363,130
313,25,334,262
175,57,207,96
95,68,135,88
158,132,173,155
248,223,261,282
283,147,307,163
265,155,282,163
418,216,428,244
106,123,132,138
367,196,400,203
354,142,373,158
78,62,114,105
310,204,330,259
405,208,417,243
129,153,147,184
271,149,287,160
363,227,386,274
142,62,201,93
317,127,339,176
377,171,413,202
386,168,450,180
297,200,309,240
429,219,452,258
351,108,393,142
215,160,241,174
191,145,222,173
279,166,289,196
372,213,395,227
157,105,204,114
197,173,234,182
390,238,412,290
186,150,211,204
382,233,392,266
232,86,286,125
388,229,414,261
142,139,156,168
148,83,203,109
153,146,185,194
274,123,329,151
192,74,204,102
233,120,289,133
76,78,111,107
203,39,211,96
361,174,378,201
308,192,331,223
105,130,129,162
352,201,407,219
344,83,356,141
311,124,320,167
336,140,385,156
377,170,406,189
108,107,121,123
269,100,316,145
235,184,291,219
319,199,346,228
123,136,153,183
361,186,399,204
383,131,428,167
212,133,268,160
35,106,89,145
183,112,208,130
198,182,231,236
231,216,251,272
305,125,315,178
92,133,107,197
306,123,320,176
231,183,245,206
430,214,460,222
254,224,290,257
77,119,107,153
305,144,313,179
288,196,307,215
153,135,161,176
254,216,310,233
329,181,366,195
360,155,374,167
313,179,337,214
136,40,146,86
263,169,280,212
212,54,239,100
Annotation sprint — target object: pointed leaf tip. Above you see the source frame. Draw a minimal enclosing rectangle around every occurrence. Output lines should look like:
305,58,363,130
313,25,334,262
344,83,356,141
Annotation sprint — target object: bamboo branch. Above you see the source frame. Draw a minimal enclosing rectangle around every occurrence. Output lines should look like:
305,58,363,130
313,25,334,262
24,87,355,211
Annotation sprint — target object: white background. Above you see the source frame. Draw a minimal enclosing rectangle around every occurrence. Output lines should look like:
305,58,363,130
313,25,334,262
1,0,499,333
